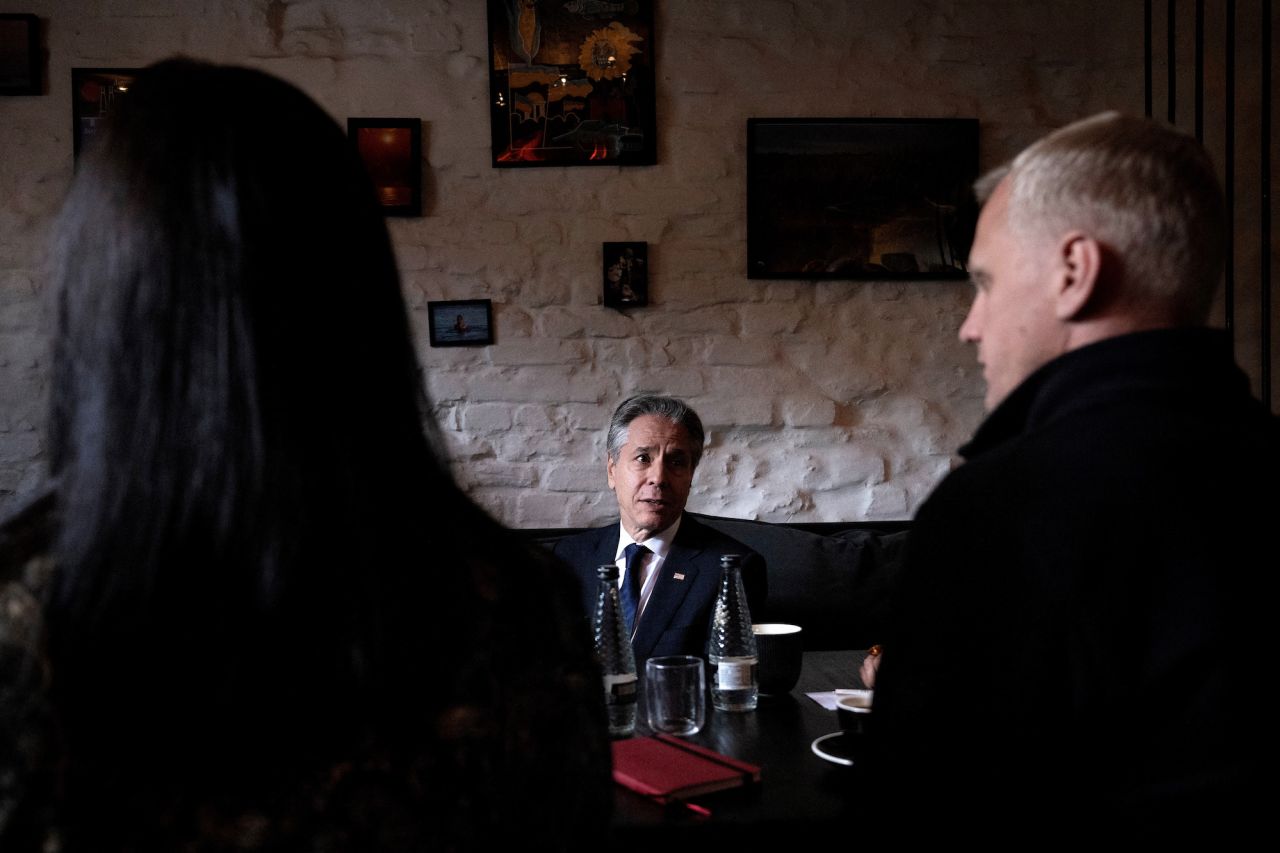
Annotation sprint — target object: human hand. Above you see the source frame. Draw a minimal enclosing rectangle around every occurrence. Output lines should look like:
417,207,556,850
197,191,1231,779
859,644,882,689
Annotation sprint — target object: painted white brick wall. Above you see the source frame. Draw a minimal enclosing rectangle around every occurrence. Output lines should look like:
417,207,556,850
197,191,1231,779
0,0,1145,526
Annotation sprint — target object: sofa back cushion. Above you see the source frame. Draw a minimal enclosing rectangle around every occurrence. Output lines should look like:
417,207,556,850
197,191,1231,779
690,514,908,651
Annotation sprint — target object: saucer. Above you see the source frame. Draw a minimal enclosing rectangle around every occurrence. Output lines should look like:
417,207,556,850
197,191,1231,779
810,730,858,766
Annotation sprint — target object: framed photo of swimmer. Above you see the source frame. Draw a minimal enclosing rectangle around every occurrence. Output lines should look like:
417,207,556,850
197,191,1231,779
486,0,656,168
602,241,648,308
428,299,494,347
347,117,422,217
746,117,980,280
0,13,41,96
71,67,139,161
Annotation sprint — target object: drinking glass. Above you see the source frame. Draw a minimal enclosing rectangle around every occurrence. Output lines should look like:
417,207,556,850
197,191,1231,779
644,655,706,736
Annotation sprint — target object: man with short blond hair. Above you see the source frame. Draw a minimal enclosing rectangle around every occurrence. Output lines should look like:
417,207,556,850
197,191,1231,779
865,113,1277,845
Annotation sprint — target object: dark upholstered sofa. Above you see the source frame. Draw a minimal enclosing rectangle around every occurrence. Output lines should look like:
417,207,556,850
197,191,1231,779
2,490,911,653
525,513,911,651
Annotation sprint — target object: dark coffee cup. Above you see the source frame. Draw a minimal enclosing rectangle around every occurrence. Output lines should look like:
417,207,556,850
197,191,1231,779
835,694,873,735
834,695,873,765
752,623,803,695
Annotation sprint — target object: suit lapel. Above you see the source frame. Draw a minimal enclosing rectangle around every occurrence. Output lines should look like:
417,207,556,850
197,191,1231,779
576,525,621,616
592,525,618,572
588,522,619,607
631,518,706,662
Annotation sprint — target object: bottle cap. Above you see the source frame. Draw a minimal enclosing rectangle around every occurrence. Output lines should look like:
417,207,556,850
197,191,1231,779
596,563,619,580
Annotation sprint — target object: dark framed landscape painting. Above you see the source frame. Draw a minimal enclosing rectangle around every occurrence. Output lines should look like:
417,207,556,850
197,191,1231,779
487,0,656,167
72,67,138,160
747,117,979,280
348,117,422,216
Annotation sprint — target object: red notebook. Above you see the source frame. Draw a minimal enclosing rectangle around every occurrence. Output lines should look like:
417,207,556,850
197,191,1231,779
611,734,762,802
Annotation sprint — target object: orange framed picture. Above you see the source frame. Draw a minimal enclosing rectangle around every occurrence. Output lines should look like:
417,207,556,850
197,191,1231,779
348,117,422,217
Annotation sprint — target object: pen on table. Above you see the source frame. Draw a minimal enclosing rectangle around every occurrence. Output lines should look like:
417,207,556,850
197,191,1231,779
662,799,711,818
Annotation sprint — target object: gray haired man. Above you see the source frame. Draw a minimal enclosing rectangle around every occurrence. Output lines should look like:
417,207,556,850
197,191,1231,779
551,394,767,665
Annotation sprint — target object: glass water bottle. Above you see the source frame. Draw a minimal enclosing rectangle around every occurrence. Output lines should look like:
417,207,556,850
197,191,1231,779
706,554,758,711
593,563,638,737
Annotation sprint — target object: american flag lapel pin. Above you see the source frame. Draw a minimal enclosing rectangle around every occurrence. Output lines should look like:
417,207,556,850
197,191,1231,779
672,572,686,581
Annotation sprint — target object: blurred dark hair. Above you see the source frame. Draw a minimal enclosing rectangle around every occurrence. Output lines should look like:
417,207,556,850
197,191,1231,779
46,55,505,803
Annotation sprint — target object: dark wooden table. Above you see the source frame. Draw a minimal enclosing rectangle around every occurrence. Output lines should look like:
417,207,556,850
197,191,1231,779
610,649,872,848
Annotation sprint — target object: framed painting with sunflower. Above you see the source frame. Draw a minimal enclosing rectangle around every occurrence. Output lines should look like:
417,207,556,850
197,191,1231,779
487,0,656,168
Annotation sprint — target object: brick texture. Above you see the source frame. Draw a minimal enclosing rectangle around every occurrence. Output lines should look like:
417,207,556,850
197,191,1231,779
0,0,1146,526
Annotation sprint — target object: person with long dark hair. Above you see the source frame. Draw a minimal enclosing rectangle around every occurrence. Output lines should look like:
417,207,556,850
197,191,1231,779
0,57,609,851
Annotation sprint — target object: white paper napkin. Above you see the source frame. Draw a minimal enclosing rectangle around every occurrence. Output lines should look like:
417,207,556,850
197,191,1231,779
806,688,873,711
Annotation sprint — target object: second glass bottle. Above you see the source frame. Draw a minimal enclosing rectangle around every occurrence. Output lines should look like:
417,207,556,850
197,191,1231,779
706,553,758,711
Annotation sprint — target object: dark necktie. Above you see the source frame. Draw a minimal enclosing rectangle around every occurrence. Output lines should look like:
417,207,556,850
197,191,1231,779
620,542,649,637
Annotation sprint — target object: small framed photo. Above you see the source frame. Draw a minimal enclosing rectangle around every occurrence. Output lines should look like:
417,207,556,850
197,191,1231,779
348,117,422,217
428,299,494,347
0,13,41,95
72,67,139,160
603,241,648,308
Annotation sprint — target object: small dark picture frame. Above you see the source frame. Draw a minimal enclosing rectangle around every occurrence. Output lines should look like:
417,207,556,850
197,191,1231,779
348,117,422,216
602,241,648,308
428,299,494,347
71,67,139,160
0,13,41,95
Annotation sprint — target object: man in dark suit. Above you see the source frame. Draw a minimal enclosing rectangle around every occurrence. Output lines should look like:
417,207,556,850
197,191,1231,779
863,112,1278,846
551,395,766,665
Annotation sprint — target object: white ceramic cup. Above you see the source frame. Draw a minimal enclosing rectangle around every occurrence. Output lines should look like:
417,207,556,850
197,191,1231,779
836,694,873,736
752,623,804,695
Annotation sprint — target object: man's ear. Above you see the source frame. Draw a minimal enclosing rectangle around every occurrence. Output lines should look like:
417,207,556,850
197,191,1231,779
1053,231,1102,321
606,454,617,490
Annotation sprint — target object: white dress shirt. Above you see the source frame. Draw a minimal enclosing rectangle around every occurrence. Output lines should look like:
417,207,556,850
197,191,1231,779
614,514,682,636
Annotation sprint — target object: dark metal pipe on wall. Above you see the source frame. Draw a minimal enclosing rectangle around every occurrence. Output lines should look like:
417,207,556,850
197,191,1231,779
1195,0,1204,142
1146,0,1274,410
1169,0,1178,124
1152,0,1162,117
1261,0,1271,405
1225,0,1236,339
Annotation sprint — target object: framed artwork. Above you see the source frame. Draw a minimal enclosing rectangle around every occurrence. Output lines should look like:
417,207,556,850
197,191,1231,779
747,117,980,280
72,67,139,160
0,13,41,95
348,117,422,217
487,0,656,167
603,241,648,308
428,299,494,347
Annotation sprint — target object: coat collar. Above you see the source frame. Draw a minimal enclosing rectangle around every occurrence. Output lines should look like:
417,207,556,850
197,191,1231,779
961,327,1243,460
